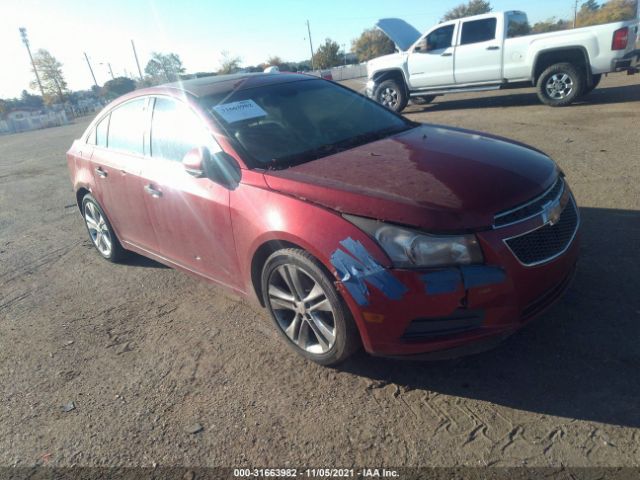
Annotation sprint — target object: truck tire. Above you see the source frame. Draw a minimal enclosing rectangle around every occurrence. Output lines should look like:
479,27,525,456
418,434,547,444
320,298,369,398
536,63,585,107
374,79,408,113
581,74,602,96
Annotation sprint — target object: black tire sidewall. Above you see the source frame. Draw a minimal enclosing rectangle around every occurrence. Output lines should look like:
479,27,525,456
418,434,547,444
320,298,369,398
81,194,125,262
375,79,408,112
261,249,359,366
537,63,584,106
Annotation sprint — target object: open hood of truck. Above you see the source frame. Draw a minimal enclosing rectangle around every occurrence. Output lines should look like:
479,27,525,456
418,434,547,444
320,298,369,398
376,18,422,51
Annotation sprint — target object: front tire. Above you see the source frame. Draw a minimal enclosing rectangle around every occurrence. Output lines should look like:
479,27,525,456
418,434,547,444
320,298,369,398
261,248,360,366
374,79,408,113
536,63,584,107
81,194,127,262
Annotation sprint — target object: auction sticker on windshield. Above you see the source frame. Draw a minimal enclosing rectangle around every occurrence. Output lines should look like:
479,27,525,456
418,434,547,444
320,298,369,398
213,99,267,123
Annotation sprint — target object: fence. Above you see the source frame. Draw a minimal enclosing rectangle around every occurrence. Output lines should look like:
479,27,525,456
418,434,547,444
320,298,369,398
308,63,368,81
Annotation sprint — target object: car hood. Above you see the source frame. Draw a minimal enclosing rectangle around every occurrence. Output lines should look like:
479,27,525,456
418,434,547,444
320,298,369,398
263,124,558,232
376,18,422,51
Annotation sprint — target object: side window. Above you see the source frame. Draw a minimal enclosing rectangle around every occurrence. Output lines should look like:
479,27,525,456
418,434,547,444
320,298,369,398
107,99,146,154
460,18,497,45
151,97,220,162
95,115,109,147
426,25,455,51
507,13,531,38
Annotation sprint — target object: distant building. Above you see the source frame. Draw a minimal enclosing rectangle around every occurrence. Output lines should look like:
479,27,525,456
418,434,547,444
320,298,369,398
0,108,69,134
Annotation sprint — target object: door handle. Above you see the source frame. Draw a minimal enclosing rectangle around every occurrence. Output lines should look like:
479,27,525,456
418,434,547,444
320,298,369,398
144,184,162,198
486,46,500,50
95,167,108,178
441,52,453,57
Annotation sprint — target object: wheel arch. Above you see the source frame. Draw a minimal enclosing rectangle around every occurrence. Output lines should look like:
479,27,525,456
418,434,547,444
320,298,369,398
75,186,91,212
371,69,409,94
532,47,592,85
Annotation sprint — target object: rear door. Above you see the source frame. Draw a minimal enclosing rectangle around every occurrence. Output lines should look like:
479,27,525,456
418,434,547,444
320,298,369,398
407,23,457,88
141,96,240,287
90,97,158,251
454,16,503,84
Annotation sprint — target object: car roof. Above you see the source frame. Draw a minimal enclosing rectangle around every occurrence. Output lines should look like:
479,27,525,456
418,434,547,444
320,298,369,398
140,72,315,98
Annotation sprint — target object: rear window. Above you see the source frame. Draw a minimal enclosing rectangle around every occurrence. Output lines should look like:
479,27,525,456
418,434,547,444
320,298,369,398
107,99,146,155
96,116,109,147
460,18,497,45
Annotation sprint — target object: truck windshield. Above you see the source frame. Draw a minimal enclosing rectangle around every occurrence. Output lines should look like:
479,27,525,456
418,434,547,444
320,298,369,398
200,79,414,169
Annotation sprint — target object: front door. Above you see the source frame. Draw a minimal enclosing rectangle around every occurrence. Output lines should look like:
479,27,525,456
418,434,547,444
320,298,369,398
407,24,456,89
141,96,240,288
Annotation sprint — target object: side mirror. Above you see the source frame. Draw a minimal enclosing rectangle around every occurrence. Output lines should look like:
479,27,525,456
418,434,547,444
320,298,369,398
182,146,208,177
182,147,241,190
414,38,428,53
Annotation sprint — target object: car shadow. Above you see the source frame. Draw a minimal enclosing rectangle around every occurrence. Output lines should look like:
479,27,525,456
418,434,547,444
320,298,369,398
340,206,640,428
408,82,640,112
123,253,169,269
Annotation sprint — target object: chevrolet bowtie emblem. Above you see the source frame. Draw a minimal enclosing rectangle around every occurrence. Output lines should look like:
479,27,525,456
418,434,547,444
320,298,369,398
542,198,563,226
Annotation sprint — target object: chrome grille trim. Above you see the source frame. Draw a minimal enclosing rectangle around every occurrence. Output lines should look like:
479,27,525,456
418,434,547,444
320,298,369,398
503,195,580,267
493,176,565,229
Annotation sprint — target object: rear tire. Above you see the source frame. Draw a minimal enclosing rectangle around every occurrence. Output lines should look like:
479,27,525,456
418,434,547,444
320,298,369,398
374,79,408,113
261,248,360,366
81,193,127,263
536,62,584,107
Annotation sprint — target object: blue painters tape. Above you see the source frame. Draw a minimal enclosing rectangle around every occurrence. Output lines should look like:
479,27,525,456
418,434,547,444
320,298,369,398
330,237,408,306
460,265,506,290
421,269,462,295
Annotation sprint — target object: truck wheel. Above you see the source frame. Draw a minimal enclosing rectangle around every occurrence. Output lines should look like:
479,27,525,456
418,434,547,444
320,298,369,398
374,79,408,112
536,63,584,107
410,95,436,105
581,74,602,96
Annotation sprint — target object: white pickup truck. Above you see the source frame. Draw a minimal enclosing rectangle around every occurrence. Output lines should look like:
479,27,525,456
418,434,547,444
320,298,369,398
366,11,640,111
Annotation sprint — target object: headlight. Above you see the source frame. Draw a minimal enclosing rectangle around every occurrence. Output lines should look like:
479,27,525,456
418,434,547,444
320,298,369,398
344,215,484,268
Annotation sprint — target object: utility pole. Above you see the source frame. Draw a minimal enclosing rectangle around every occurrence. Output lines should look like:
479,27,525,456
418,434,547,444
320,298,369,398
84,52,99,88
107,63,115,79
131,39,144,81
573,0,578,28
306,20,315,71
19,27,45,98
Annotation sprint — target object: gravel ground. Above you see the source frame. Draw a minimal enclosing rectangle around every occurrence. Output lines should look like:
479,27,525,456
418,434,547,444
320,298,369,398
1,73,639,469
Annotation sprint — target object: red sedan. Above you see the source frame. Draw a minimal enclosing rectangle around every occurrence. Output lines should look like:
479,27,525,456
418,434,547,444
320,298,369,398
66,73,579,365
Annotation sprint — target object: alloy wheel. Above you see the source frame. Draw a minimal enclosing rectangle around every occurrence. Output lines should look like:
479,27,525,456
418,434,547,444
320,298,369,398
379,87,399,108
545,73,574,99
267,264,336,354
84,201,112,257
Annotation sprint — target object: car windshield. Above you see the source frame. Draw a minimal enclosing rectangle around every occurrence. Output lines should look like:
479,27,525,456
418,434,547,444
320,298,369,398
200,78,414,169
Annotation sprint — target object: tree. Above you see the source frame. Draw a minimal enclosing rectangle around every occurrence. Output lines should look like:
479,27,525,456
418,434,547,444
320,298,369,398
144,52,185,83
30,49,68,104
531,17,572,33
351,28,396,62
581,0,600,11
312,38,342,70
442,0,492,21
218,51,242,74
20,90,44,109
577,0,637,26
101,77,136,100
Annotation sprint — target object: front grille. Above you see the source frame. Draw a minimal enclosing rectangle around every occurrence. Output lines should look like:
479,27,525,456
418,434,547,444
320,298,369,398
505,199,579,266
494,177,564,228
521,265,576,319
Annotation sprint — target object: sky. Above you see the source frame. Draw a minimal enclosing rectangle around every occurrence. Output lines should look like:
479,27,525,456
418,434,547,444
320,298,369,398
0,0,580,98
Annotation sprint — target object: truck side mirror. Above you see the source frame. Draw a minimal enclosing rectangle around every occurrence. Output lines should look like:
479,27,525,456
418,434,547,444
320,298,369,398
414,38,428,53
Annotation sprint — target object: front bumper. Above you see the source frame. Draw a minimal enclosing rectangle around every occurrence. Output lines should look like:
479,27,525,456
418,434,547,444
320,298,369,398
365,79,376,98
337,189,581,358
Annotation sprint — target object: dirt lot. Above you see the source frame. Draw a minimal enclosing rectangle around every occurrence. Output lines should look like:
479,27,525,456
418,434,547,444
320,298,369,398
1,73,639,470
